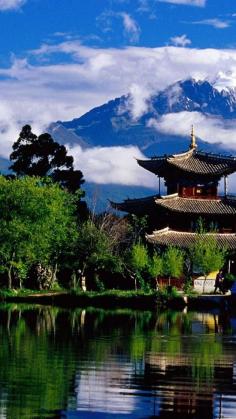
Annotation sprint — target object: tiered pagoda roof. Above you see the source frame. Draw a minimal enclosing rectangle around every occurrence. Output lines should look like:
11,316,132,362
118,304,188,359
137,149,236,179
147,228,236,250
112,193,236,216
155,194,236,215
110,127,236,250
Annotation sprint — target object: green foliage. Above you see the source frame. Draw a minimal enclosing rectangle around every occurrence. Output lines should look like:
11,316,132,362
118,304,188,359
129,245,164,292
70,288,157,298
158,286,179,299
183,278,195,296
190,231,227,278
163,246,185,278
0,176,78,288
130,242,149,272
128,215,148,242
224,273,236,282
129,243,150,290
94,275,106,292
76,218,123,278
148,252,163,278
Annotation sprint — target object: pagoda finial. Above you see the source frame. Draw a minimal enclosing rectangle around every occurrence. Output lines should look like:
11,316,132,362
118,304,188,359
190,125,197,150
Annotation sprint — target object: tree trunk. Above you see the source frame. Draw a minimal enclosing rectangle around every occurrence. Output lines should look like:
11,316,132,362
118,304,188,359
51,263,58,286
71,270,77,289
81,276,86,292
7,266,12,289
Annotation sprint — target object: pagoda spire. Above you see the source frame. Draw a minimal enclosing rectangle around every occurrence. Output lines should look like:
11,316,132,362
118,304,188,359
190,125,197,150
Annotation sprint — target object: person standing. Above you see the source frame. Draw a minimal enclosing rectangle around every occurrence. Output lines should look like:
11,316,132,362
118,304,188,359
214,269,224,294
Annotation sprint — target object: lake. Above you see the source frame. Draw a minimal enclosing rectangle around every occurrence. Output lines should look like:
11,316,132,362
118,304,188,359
0,304,236,418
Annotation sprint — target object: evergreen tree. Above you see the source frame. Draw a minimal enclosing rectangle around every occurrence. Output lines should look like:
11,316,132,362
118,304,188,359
10,125,84,194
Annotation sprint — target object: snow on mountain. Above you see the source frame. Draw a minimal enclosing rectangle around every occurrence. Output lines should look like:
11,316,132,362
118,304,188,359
49,78,236,155
47,78,236,209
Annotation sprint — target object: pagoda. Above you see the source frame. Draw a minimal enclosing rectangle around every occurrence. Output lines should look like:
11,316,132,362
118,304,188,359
111,127,236,252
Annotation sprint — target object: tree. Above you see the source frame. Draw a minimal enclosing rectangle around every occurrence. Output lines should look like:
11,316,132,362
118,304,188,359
190,233,227,284
127,215,148,243
130,243,149,272
163,246,185,285
129,242,149,290
148,252,163,279
74,218,123,290
0,176,78,288
10,125,84,194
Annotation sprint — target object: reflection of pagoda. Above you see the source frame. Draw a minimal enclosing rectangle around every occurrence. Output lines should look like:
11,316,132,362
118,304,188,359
112,128,236,252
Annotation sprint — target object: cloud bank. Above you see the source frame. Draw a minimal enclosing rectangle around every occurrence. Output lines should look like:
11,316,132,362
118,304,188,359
148,112,236,149
2,43,236,186
68,145,157,188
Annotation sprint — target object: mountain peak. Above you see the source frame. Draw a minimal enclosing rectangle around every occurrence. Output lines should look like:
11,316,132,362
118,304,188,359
48,77,236,155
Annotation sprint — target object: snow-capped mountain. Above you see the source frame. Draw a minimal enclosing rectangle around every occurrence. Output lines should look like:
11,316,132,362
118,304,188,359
48,78,236,210
49,78,236,156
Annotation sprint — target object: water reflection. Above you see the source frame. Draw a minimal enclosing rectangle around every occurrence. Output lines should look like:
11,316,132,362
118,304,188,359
0,305,235,418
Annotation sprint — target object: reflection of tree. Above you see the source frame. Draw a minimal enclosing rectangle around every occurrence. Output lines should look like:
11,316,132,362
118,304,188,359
146,310,224,387
191,336,222,386
0,306,79,418
0,305,233,418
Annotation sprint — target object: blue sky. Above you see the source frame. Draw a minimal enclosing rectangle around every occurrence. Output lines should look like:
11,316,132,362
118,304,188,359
1,0,236,187
0,0,236,56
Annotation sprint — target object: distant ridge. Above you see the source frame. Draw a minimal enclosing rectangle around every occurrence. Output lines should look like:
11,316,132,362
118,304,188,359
48,78,236,156
47,78,236,210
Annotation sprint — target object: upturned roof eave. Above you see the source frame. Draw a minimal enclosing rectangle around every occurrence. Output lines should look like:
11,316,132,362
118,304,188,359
146,228,236,249
137,149,236,178
154,195,236,215
110,195,158,213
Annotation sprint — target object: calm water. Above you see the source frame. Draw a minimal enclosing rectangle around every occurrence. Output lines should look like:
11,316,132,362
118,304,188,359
0,305,236,418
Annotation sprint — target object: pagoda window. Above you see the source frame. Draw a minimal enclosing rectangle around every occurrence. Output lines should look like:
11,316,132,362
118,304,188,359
179,184,218,198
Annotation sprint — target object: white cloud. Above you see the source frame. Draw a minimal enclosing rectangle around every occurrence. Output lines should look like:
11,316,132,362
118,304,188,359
68,144,156,187
0,0,26,10
213,70,236,91
97,10,140,43
119,12,141,43
159,0,206,7
2,43,236,185
126,83,152,119
148,111,236,149
170,34,191,47
191,18,230,29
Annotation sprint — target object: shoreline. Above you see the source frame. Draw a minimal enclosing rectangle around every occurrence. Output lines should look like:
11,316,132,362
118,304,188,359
0,290,232,311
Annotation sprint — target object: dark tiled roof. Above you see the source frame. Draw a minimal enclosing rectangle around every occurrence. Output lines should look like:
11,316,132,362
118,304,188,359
137,149,236,177
147,227,236,250
137,157,168,175
170,151,236,175
110,195,157,213
155,195,236,215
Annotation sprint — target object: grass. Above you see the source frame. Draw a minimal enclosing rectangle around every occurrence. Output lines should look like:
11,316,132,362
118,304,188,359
0,287,66,299
0,287,189,310
70,289,157,298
